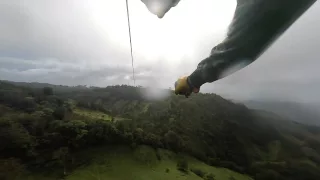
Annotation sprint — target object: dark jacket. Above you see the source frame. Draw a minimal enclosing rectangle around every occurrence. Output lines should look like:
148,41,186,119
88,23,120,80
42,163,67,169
188,0,316,88
141,0,316,88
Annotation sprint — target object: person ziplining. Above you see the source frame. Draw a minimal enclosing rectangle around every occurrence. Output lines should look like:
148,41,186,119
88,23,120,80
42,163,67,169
136,0,316,97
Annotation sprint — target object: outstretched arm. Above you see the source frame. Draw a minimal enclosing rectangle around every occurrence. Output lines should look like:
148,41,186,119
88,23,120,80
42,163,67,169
139,0,316,96
187,0,316,90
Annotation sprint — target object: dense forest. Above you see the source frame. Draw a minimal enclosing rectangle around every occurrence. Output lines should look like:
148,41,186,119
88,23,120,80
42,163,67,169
1,80,320,180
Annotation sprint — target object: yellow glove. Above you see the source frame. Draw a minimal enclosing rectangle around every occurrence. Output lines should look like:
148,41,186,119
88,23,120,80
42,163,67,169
174,76,199,98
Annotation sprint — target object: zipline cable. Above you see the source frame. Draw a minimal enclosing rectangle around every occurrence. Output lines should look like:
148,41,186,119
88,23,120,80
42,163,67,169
125,0,136,86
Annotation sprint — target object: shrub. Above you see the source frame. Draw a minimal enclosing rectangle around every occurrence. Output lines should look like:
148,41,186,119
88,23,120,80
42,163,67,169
156,149,162,161
205,173,215,180
190,167,206,178
220,161,244,173
133,145,158,166
177,159,188,173
165,168,170,173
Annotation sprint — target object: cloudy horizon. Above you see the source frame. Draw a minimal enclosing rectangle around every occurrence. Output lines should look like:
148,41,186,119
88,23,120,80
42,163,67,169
1,0,320,103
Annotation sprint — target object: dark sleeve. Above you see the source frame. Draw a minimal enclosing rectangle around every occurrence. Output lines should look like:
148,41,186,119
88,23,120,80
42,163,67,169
188,0,316,88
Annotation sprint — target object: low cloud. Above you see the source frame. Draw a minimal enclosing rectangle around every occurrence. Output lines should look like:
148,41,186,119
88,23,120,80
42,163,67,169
1,0,320,103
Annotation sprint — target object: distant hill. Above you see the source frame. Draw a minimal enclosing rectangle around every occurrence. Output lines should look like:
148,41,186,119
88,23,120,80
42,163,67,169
242,100,320,125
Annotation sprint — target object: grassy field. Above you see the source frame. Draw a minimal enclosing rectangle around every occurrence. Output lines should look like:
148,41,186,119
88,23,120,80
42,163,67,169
73,108,112,121
73,108,130,122
63,146,253,180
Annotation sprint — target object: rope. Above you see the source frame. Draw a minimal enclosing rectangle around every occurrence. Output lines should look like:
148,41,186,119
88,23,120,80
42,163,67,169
125,0,136,85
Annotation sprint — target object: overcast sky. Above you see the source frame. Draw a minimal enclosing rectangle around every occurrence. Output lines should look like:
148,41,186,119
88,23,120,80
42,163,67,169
1,0,320,102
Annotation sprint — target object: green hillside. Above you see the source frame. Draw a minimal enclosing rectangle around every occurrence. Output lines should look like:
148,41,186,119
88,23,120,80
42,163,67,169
1,80,320,180
24,146,251,180
68,146,251,180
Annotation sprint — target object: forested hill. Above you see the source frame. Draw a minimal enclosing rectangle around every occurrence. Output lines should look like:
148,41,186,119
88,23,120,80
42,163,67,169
1,80,320,180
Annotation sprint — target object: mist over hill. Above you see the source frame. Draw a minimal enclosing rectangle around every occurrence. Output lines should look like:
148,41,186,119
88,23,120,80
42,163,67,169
242,100,320,126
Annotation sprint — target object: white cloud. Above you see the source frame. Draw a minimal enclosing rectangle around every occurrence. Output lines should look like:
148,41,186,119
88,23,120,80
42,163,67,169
1,0,320,103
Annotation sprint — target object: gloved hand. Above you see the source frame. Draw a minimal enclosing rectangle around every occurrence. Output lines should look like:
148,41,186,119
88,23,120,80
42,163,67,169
174,76,199,98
